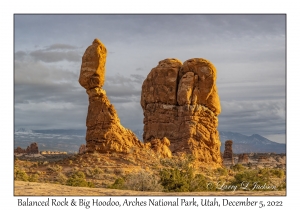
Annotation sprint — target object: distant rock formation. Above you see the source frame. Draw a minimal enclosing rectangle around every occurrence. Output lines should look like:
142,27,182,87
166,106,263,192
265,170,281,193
238,153,249,164
141,58,222,166
40,151,67,155
258,155,269,163
14,147,25,154
223,140,234,165
79,39,142,153
78,144,86,154
14,142,39,154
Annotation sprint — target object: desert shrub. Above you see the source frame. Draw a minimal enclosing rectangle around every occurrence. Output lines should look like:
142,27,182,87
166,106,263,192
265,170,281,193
47,164,63,172
93,167,103,175
28,174,39,182
215,167,228,176
66,171,94,188
110,170,163,192
229,169,274,191
85,167,103,178
231,164,245,172
277,180,286,190
114,168,124,176
160,154,195,169
269,169,284,178
109,178,125,189
85,167,94,177
125,170,163,192
159,167,212,192
14,169,29,181
56,172,68,184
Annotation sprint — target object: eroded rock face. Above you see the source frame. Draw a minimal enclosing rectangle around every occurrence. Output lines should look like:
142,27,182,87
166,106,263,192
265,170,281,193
147,137,172,158
14,147,26,154
141,58,222,166
223,140,234,165
79,39,142,153
79,39,107,90
14,143,39,154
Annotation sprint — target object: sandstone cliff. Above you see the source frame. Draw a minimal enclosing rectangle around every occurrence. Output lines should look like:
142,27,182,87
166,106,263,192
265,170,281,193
141,58,222,166
79,39,142,153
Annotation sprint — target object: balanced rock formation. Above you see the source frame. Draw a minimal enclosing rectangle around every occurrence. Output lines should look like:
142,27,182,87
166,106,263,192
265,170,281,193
238,153,249,164
14,143,39,154
141,58,222,166
79,39,142,153
223,140,234,165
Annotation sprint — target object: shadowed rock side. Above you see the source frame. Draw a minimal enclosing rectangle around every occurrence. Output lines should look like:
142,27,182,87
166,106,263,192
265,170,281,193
79,39,142,153
141,58,222,166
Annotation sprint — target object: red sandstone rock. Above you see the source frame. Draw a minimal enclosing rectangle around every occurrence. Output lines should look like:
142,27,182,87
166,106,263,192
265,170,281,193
141,58,182,109
14,146,26,154
79,39,143,153
148,137,172,158
14,142,39,154
141,58,222,166
79,39,107,90
223,140,234,165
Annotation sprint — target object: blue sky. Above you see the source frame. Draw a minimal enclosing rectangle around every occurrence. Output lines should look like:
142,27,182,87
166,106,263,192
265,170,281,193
14,14,286,143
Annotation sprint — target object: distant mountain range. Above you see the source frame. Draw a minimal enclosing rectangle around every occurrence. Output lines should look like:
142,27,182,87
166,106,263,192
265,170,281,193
14,128,285,154
219,131,286,154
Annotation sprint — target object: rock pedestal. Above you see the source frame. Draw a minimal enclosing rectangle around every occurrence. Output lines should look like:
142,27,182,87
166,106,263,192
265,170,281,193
141,58,222,166
79,39,142,153
223,140,234,165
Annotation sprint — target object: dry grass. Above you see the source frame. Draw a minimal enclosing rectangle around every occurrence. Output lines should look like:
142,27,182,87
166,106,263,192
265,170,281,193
14,181,286,196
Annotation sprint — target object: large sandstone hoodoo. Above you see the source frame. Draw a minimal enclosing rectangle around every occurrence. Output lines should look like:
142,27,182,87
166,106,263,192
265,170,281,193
223,140,234,165
79,39,142,153
141,58,222,166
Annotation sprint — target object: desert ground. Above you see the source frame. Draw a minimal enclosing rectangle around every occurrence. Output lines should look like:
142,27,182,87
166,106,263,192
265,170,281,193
15,181,285,196
14,152,286,196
